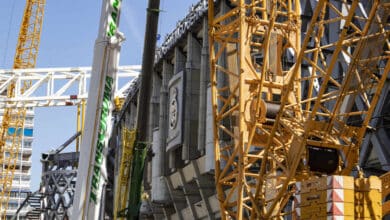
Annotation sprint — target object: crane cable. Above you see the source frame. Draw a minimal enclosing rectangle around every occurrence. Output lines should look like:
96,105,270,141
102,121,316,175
2,1,17,68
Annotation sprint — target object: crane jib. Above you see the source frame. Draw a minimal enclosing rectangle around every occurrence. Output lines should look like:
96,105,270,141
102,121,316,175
107,0,121,37
88,0,121,204
90,76,113,203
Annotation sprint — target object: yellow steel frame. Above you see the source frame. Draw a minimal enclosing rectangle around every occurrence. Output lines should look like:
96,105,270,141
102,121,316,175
114,128,136,220
382,172,390,217
209,0,389,219
76,100,86,152
0,0,45,216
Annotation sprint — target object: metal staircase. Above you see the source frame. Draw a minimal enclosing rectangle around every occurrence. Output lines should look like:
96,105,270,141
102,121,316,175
12,190,44,220
25,192,44,219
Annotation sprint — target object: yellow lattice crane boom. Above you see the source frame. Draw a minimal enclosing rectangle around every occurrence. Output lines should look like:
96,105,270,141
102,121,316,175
114,128,136,220
0,0,45,217
208,0,389,219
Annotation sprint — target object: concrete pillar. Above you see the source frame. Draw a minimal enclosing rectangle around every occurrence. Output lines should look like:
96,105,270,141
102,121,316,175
149,71,161,136
146,72,161,142
205,85,215,172
160,60,173,175
216,0,232,169
169,47,186,170
183,33,201,161
151,129,165,203
197,17,210,154
151,60,172,203
127,102,137,129
174,47,186,74
148,72,161,196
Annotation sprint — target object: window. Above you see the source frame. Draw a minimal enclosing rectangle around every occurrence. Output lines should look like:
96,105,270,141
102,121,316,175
23,142,32,148
3,153,22,160
9,191,18,198
24,128,33,137
21,176,30,181
20,192,28,198
25,116,34,124
22,155,31,161
7,202,19,210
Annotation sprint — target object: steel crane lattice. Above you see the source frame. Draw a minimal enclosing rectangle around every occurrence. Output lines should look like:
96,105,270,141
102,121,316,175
208,0,389,218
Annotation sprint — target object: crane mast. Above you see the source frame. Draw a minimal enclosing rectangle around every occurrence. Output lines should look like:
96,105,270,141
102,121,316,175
0,0,45,217
208,0,389,219
72,0,123,219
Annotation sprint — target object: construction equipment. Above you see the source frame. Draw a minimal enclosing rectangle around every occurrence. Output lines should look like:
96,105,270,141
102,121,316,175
12,190,44,220
13,132,81,219
0,0,45,217
72,0,124,218
114,128,135,219
0,66,140,108
0,65,139,154
382,172,390,216
40,132,81,219
0,0,140,218
208,0,389,219
124,0,160,219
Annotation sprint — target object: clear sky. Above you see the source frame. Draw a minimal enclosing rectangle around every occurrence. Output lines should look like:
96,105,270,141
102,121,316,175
0,0,199,191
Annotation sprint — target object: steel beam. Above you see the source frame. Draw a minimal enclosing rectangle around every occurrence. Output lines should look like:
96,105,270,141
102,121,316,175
0,66,140,107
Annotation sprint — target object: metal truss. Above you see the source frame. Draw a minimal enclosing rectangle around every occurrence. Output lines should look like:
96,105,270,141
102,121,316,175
39,133,81,220
12,132,81,219
0,0,46,215
41,152,78,220
209,0,389,219
0,65,140,108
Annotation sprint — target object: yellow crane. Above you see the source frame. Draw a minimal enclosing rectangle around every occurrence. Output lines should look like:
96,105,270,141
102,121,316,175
114,128,136,220
0,0,45,217
208,0,389,219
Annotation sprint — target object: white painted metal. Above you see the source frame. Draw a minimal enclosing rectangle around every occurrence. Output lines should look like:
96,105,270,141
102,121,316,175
72,0,124,219
0,65,140,108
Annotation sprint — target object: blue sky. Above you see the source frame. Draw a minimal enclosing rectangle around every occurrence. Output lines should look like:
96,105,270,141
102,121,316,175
0,0,198,191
